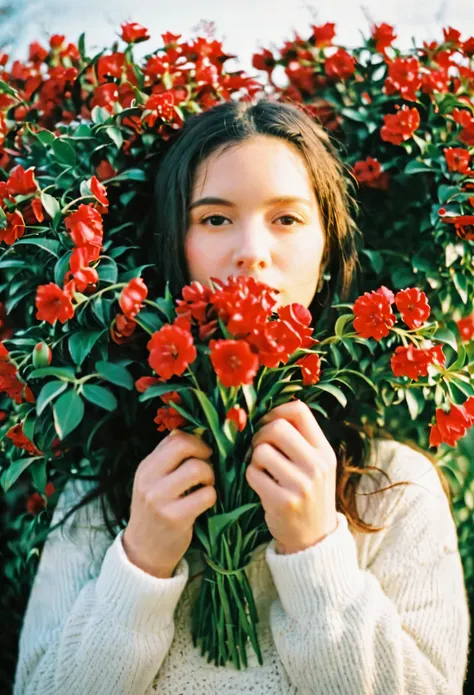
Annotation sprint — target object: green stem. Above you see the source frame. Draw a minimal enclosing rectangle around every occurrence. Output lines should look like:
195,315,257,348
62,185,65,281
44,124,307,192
61,195,96,215
76,282,126,308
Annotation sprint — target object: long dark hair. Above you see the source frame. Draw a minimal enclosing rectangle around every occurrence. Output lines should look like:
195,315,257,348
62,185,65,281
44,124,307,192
49,98,452,542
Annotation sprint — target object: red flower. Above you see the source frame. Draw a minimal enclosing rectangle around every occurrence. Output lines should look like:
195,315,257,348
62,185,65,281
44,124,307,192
119,277,148,319
36,283,75,325
353,157,390,190
353,290,396,340
143,91,180,128
160,391,182,406
135,375,161,392
457,314,474,342
120,22,150,44
443,27,461,46
65,246,99,292
391,344,445,380
380,106,420,145
324,49,356,80
176,281,213,324
90,83,120,112
375,286,395,305
0,210,25,246
296,352,321,386
110,313,137,345
430,401,474,447
247,319,302,368
90,175,109,209
7,165,38,196
26,482,55,516
443,147,472,174
439,210,474,241
147,324,197,379
311,23,336,48
6,422,42,455
226,405,248,432
22,198,44,224
154,405,186,432
65,204,103,249
385,57,421,101
95,159,117,181
50,34,65,49
371,23,397,54
210,275,279,337
277,303,317,349
0,344,35,404
252,48,276,74
209,339,259,387
395,288,430,329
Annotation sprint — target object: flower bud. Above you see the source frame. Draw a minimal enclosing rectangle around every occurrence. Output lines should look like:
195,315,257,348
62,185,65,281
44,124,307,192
32,341,52,368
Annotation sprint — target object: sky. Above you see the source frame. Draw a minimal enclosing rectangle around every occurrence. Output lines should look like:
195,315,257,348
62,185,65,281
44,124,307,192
0,0,473,73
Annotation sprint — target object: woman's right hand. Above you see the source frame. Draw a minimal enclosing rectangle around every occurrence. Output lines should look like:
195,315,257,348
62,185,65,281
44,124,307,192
122,429,216,578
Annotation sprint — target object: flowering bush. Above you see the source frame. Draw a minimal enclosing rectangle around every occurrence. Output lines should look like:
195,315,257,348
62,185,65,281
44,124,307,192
253,18,474,602
0,16,474,680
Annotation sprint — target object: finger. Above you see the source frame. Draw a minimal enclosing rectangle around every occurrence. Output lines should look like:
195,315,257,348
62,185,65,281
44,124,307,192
246,464,288,509
251,442,310,495
165,458,215,499
142,430,213,482
252,418,316,477
260,399,330,453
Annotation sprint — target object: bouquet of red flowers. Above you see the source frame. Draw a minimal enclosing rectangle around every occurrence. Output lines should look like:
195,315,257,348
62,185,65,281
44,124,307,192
121,272,473,668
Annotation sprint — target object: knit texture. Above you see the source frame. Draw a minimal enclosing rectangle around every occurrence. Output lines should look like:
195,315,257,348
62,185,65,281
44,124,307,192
14,439,470,694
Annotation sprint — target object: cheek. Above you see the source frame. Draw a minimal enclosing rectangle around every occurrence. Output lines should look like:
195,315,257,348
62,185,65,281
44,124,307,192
185,229,219,283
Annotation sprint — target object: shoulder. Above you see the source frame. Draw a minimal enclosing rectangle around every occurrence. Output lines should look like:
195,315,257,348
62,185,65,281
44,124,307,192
354,437,452,533
50,477,116,539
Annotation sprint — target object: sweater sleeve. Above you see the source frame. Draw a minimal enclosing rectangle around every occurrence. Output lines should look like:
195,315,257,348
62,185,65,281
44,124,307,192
264,441,470,695
13,478,189,695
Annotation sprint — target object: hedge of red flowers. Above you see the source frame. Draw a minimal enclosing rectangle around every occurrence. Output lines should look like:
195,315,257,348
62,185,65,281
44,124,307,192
0,15,474,676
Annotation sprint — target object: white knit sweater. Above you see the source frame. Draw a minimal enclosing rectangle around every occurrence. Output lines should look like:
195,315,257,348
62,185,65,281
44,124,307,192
14,438,470,694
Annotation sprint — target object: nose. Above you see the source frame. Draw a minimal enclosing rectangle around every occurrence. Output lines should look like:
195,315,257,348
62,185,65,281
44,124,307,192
232,223,272,272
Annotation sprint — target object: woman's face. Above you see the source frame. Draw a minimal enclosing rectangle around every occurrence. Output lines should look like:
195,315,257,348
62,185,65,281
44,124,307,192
185,134,326,309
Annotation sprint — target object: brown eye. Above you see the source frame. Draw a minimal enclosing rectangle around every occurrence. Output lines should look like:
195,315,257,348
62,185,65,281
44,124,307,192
201,215,231,227
276,214,304,226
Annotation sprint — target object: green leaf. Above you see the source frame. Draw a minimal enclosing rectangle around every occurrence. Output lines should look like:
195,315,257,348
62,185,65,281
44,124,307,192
52,138,77,165
433,327,458,352
0,259,25,269
35,130,56,146
53,389,85,439
13,237,60,257
453,271,468,304
30,459,47,494
22,408,37,443
82,384,118,411
207,503,260,554
135,310,164,333
40,191,60,220
0,79,20,98
91,105,112,125
1,457,43,492
405,389,424,419
138,383,188,402
54,250,72,286
360,249,384,274
334,314,353,339
105,126,123,149
37,380,68,415
193,389,233,460
120,265,154,282
69,329,105,366
242,384,257,419
404,160,434,175
29,366,75,380
107,168,147,182
313,383,347,408
97,257,118,284
448,342,466,372
438,184,460,204
95,360,134,390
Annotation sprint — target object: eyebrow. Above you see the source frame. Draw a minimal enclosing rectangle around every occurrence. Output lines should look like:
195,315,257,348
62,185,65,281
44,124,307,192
188,195,313,211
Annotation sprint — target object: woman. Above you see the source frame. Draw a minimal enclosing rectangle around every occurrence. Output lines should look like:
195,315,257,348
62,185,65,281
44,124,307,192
14,98,470,694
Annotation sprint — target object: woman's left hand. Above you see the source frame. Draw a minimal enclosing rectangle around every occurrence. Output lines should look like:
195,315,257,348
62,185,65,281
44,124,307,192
245,399,338,555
